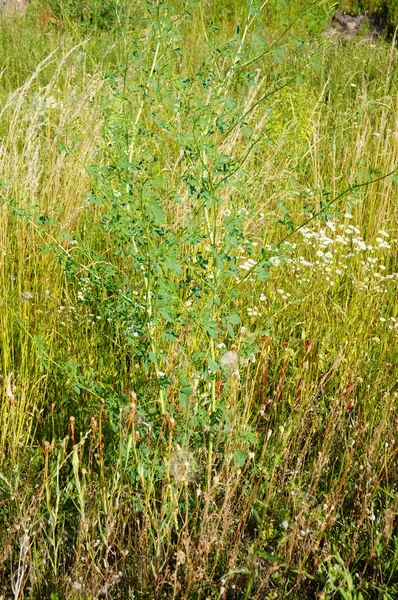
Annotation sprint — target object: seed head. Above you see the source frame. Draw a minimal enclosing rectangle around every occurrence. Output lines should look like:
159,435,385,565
220,344,239,376
169,448,197,484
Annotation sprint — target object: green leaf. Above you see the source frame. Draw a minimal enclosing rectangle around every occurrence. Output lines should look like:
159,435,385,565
257,550,284,563
225,314,240,325
233,449,248,468
207,357,220,373
226,321,234,337
205,321,219,339
180,385,193,396
164,255,182,275
257,263,269,281
179,393,189,408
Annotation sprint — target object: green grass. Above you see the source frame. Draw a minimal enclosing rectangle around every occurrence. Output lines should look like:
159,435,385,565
0,1,397,598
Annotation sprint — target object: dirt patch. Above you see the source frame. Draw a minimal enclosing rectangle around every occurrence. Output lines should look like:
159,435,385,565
324,10,386,40
0,0,28,14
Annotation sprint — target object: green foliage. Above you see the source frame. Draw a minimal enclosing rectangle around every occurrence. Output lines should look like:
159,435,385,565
36,0,136,31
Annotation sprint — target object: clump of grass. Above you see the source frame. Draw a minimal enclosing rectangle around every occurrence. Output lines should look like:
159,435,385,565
0,1,397,599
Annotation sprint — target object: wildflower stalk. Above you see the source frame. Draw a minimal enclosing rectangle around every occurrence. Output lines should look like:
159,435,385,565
207,336,217,491
128,40,160,165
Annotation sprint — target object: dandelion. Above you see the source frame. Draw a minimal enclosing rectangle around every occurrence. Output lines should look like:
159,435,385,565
220,344,239,376
169,448,197,484
21,291,33,301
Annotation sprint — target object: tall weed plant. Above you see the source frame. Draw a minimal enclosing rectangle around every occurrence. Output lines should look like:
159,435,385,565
0,1,397,598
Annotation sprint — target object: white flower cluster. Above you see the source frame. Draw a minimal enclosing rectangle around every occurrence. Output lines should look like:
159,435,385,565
288,222,396,292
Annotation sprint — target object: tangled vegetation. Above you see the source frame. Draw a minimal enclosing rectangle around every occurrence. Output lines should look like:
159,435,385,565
0,1,397,598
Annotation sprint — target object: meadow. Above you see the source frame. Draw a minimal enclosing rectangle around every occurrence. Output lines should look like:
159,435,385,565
0,1,397,598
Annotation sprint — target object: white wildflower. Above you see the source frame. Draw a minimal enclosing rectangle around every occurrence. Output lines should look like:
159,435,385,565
240,258,256,271
269,256,281,266
376,238,391,249
326,221,336,232
335,235,348,245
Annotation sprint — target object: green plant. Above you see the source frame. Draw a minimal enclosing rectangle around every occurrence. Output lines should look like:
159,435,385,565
0,0,397,598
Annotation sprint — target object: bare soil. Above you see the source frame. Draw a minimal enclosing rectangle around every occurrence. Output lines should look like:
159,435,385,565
324,10,388,40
